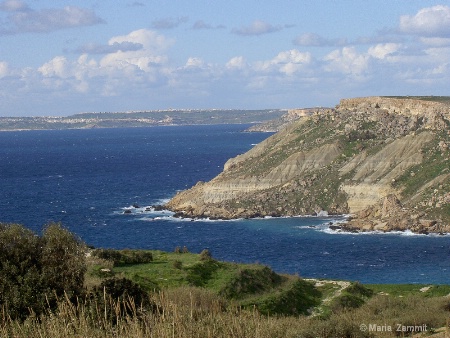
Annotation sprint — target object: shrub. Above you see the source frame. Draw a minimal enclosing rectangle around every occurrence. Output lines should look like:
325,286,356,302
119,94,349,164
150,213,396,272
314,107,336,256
0,223,86,320
173,260,183,269
346,282,374,298
90,277,157,323
91,249,153,266
255,279,322,316
330,282,373,313
220,266,283,299
186,259,221,287
331,293,365,312
0,223,44,320
93,277,151,307
199,249,212,261
41,223,87,302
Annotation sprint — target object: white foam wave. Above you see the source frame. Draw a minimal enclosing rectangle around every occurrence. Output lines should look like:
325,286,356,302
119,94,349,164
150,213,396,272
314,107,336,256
153,198,171,205
321,227,449,237
116,204,175,216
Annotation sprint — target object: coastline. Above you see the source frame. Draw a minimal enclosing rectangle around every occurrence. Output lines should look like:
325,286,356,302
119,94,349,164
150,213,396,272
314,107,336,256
159,202,450,235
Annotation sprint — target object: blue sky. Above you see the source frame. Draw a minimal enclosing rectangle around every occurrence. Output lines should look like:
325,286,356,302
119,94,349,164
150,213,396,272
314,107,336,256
0,0,449,116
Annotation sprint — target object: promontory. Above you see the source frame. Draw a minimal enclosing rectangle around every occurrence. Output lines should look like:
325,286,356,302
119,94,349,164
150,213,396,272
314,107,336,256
166,96,450,234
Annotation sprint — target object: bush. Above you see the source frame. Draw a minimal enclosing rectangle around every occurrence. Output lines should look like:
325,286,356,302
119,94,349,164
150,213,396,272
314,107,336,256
346,282,374,298
331,294,365,312
173,260,183,269
186,259,221,287
41,223,87,302
220,266,283,299
330,282,373,313
91,249,153,266
255,279,322,316
199,249,212,261
0,223,44,320
0,223,86,321
90,277,157,323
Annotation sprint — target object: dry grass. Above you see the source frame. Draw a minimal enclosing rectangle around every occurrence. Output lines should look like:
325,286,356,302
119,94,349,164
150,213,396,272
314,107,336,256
1,287,449,338
0,288,308,338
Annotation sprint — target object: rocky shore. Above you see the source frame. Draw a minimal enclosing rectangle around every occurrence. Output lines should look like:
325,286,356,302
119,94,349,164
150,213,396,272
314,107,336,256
166,96,450,234
332,194,450,235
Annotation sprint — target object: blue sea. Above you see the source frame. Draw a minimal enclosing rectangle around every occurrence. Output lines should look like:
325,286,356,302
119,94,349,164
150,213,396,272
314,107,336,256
1,124,449,284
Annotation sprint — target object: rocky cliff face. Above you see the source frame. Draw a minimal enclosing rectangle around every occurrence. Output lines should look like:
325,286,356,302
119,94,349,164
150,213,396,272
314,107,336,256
246,108,328,132
166,96,450,233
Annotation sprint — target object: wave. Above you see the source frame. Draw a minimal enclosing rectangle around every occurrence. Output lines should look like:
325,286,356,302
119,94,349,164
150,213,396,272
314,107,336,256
321,227,450,237
117,204,246,223
117,204,175,216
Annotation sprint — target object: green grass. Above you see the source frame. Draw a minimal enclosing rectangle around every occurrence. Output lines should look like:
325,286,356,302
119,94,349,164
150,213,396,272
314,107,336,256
365,283,450,297
92,248,450,319
91,249,325,316
4,246,450,338
109,250,288,295
112,250,201,289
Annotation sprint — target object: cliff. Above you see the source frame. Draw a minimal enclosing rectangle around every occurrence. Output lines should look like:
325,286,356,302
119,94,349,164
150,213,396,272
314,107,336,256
246,107,329,132
166,96,450,233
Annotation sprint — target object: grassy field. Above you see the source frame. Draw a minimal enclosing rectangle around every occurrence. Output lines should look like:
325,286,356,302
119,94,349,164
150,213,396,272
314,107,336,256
2,247,450,337
87,248,450,336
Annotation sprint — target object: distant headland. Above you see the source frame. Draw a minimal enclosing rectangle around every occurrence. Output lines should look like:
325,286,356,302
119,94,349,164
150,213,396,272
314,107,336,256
0,109,285,131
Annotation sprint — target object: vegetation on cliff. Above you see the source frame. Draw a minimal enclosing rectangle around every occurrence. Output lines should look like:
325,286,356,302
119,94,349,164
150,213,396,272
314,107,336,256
166,96,450,233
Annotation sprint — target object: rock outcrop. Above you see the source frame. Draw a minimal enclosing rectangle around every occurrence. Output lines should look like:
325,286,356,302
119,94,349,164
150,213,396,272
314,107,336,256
246,107,328,132
166,96,450,233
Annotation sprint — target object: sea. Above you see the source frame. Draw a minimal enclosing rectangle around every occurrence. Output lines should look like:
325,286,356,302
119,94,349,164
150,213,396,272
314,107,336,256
1,124,449,284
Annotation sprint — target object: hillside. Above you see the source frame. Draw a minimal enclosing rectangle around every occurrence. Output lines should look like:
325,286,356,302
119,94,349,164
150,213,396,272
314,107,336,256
0,109,284,131
166,96,450,234
3,236,450,337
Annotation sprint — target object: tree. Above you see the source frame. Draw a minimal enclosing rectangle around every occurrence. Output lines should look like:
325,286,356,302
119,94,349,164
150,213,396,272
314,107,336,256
40,223,87,302
0,223,87,320
0,223,44,320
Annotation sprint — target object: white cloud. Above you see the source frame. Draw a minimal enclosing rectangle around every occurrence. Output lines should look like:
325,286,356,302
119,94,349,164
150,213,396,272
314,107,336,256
192,20,225,30
99,29,173,72
75,41,144,54
273,49,312,64
419,37,450,47
151,17,188,29
0,4,104,35
323,47,369,77
293,32,347,47
38,56,70,78
0,61,9,77
226,56,247,70
400,5,450,37
0,0,28,12
367,43,400,59
3,3,450,117
256,49,312,75
232,20,283,36
184,57,205,68
33,29,174,97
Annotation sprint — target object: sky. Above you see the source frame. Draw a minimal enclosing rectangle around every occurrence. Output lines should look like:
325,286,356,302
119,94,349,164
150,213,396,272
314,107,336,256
0,1,449,116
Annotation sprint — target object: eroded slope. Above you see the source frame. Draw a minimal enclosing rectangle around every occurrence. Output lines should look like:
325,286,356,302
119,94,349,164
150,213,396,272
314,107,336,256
166,97,450,232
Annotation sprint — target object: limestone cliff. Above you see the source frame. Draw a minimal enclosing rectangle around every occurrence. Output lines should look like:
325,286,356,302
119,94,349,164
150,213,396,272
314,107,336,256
165,96,450,233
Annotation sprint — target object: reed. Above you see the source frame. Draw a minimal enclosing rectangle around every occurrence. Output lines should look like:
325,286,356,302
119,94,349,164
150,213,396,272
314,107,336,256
1,287,448,338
